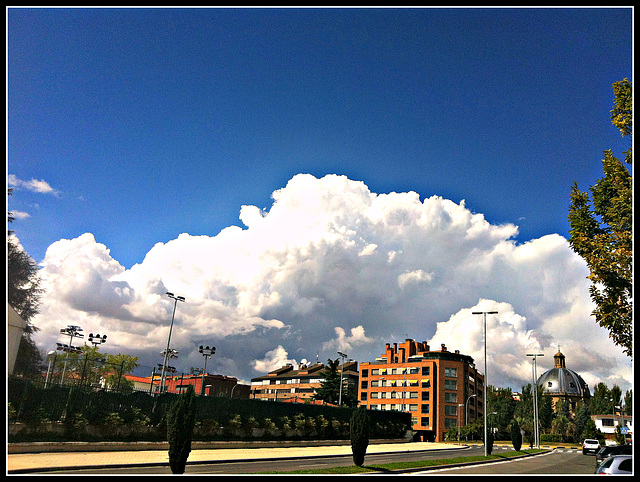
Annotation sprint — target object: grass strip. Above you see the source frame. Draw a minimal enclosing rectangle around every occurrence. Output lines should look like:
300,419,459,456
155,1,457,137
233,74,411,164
258,449,546,474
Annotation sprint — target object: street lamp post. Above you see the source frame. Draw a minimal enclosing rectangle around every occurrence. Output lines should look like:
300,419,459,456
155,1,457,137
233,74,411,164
465,393,477,426
160,292,185,395
44,351,56,388
337,351,347,407
472,310,498,456
198,345,216,396
527,353,544,448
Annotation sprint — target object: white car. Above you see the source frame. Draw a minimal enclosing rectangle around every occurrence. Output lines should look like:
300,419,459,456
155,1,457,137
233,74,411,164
582,439,601,455
594,455,632,474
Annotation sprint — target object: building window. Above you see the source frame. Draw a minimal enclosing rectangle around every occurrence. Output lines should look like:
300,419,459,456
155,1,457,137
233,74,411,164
445,367,457,378
422,366,430,376
445,392,457,403
422,392,430,401
444,379,457,390
445,418,457,428
420,417,430,427
361,369,368,378
421,404,430,414
444,405,458,416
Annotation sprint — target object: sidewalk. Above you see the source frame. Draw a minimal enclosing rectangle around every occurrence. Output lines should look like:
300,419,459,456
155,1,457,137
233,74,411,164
7,440,456,473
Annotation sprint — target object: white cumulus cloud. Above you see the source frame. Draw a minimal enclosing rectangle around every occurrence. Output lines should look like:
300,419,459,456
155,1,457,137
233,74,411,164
31,173,631,391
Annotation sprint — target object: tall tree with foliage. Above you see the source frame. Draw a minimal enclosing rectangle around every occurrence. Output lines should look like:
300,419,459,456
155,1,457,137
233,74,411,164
313,358,357,407
568,78,632,357
313,358,341,405
167,384,197,474
8,190,45,377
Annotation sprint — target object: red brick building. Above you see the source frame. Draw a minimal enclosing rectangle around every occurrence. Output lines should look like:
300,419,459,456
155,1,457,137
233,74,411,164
149,373,250,398
358,339,484,442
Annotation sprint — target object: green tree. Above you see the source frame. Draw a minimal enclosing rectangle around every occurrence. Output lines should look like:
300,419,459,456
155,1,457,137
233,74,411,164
313,358,341,405
568,78,632,357
581,418,603,443
102,353,140,392
573,401,591,443
623,389,632,415
167,385,196,474
487,386,516,439
350,408,370,467
538,393,554,431
590,383,613,415
8,195,45,377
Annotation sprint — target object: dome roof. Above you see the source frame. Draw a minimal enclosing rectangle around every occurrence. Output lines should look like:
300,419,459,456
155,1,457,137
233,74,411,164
536,351,590,398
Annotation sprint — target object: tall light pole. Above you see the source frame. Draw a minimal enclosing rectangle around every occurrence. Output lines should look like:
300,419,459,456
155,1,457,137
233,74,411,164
160,292,185,395
198,345,216,396
527,353,544,448
59,325,83,386
472,310,497,456
337,351,347,407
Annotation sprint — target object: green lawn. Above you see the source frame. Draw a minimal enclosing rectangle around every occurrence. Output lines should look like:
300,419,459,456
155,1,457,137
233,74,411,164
258,449,547,474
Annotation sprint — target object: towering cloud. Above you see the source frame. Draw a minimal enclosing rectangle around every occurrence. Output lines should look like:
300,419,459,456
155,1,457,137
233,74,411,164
32,174,630,391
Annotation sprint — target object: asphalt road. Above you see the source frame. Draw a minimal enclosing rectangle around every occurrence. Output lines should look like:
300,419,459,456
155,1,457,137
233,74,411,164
419,449,597,475
23,446,595,475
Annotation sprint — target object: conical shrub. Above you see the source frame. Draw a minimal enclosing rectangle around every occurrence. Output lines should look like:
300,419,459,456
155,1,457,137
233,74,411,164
511,419,522,452
167,385,196,474
350,408,370,467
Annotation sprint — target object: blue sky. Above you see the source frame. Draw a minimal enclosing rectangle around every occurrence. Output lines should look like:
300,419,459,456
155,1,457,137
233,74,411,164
7,7,633,389
9,7,632,268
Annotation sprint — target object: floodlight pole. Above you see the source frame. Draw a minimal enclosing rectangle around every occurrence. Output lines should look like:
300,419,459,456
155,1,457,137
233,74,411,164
159,292,185,395
472,310,497,456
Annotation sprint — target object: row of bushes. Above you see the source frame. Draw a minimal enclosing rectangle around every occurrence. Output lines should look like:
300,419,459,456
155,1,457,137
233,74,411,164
8,378,410,443
9,408,409,443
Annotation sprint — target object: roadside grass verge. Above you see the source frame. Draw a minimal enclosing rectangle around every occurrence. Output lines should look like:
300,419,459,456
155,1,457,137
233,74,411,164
258,449,546,474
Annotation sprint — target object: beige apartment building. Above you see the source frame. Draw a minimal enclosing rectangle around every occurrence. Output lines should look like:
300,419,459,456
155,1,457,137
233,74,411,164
250,361,358,403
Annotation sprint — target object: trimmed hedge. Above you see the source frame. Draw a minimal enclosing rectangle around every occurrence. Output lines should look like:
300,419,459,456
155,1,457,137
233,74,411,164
8,377,410,443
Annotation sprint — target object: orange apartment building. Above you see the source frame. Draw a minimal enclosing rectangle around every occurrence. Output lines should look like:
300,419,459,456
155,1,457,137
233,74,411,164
359,339,484,442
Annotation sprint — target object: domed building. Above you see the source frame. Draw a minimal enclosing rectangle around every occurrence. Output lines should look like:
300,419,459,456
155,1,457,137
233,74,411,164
536,349,590,414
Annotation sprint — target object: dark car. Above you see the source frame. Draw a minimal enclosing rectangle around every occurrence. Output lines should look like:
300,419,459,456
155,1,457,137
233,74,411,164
595,444,632,466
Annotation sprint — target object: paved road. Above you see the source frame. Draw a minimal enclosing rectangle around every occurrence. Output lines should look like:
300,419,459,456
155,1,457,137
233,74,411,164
416,449,596,475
